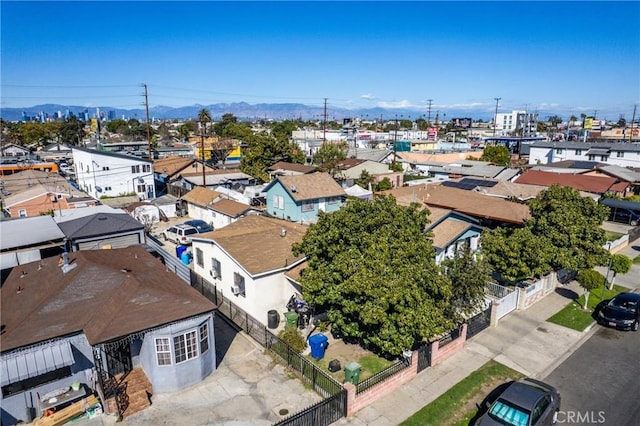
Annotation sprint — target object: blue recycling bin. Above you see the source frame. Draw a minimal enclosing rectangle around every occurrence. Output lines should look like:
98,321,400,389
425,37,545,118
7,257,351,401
180,250,192,265
176,244,188,259
308,334,329,360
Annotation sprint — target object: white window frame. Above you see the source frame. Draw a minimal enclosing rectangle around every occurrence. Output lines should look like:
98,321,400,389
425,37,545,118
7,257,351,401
173,330,199,364
273,194,284,210
199,323,209,354
301,200,314,212
211,258,221,280
196,248,204,267
155,337,172,366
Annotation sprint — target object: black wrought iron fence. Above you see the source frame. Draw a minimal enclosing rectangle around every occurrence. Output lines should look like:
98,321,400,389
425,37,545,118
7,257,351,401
274,389,347,426
416,344,431,373
438,326,461,348
466,305,492,340
355,357,411,395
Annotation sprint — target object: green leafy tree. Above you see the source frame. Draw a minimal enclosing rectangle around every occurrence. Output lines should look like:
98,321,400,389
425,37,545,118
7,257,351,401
212,113,236,136
441,245,492,320
176,124,191,141
481,227,554,282
312,141,347,177
480,145,511,166
292,196,453,357
219,122,252,139
17,121,47,145
608,254,632,289
106,119,128,134
576,269,605,309
240,132,304,182
527,184,609,271
59,117,85,145
374,177,392,192
355,170,374,190
270,120,299,141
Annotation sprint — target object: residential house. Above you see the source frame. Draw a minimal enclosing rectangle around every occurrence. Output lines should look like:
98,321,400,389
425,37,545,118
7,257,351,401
335,158,403,189
172,164,256,191
0,246,217,425
0,216,66,282
383,183,531,226
55,208,146,251
268,161,317,179
0,170,97,217
191,215,306,326
0,143,30,158
72,147,156,201
263,172,347,224
514,170,629,197
152,155,196,197
181,187,258,230
528,141,640,168
38,143,73,161
423,207,483,264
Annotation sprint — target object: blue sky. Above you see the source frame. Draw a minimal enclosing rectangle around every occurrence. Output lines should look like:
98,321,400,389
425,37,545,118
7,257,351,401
1,1,639,120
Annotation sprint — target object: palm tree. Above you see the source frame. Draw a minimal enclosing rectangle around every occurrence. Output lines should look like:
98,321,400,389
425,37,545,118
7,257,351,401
198,109,212,185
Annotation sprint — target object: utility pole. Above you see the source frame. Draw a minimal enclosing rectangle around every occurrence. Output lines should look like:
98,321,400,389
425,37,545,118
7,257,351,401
493,97,501,137
624,105,638,142
392,117,399,171
426,99,433,126
323,98,328,144
142,84,152,160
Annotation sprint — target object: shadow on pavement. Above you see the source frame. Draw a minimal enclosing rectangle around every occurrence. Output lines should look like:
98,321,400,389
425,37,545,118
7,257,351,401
214,316,240,367
555,287,579,301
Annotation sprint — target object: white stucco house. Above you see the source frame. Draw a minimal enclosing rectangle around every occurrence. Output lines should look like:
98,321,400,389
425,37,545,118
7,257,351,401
190,215,307,326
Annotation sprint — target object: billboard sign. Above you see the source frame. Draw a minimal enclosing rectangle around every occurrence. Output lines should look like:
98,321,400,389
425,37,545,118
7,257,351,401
451,118,472,129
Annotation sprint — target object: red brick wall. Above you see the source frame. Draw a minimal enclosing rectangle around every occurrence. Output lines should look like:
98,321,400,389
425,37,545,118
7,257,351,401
430,324,467,366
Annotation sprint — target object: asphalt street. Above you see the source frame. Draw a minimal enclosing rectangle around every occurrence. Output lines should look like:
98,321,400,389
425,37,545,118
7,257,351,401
543,325,640,426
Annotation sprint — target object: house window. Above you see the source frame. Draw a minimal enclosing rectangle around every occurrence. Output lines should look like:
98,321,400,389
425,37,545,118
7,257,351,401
327,197,338,205
174,330,198,363
600,155,607,161
555,148,563,154
211,258,221,280
575,149,582,155
1,366,72,398
195,248,204,267
101,166,110,171
19,209,27,217
617,151,624,158
200,323,209,354
143,164,151,173
131,165,140,173
155,338,172,366
233,272,246,297
588,155,596,161
301,200,314,212
273,194,284,210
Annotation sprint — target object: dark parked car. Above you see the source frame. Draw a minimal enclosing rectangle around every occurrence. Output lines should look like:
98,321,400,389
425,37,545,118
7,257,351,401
597,292,640,331
475,378,561,426
183,219,214,233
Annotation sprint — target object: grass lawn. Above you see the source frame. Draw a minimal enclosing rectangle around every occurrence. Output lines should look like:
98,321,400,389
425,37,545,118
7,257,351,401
547,284,629,331
307,351,394,383
400,360,524,426
604,231,624,242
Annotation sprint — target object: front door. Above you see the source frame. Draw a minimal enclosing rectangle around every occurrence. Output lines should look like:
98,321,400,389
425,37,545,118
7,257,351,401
106,342,132,377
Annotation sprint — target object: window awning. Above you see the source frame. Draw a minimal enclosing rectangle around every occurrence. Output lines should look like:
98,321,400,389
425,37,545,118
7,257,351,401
0,340,75,386
585,148,610,155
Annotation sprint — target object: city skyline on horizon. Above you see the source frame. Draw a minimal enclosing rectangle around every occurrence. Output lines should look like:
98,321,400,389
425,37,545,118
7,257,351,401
1,1,638,121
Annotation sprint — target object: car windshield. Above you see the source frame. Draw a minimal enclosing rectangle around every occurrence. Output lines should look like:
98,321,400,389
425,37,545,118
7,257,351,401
489,399,531,426
609,297,637,312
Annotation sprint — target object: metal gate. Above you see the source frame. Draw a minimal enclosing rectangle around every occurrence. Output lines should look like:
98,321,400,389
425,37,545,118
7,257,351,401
466,304,492,339
416,344,431,373
496,289,518,319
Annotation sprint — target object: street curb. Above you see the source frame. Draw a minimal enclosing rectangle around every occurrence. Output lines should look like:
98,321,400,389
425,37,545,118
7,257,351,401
536,321,598,380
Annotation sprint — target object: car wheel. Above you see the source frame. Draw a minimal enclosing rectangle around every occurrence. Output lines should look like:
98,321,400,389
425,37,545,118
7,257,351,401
631,220,638,226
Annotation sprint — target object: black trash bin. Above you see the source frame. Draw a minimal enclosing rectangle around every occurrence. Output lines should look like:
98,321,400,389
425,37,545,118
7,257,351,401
267,310,280,329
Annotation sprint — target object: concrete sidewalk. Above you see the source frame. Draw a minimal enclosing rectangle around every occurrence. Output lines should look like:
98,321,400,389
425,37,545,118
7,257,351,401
333,280,598,426
336,234,639,426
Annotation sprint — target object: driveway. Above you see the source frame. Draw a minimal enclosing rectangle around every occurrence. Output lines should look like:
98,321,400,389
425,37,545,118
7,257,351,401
74,318,323,425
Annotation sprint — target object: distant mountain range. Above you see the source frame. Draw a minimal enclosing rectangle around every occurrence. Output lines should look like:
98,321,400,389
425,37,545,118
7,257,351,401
1,102,512,123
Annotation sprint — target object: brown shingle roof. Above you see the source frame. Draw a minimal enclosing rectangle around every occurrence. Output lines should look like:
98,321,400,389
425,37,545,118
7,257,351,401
198,215,307,275
275,172,346,201
268,161,317,174
153,155,195,176
182,187,222,207
0,246,215,351
515,170,623,194
210,198,252,217
383,183,531,224
429,218,473,249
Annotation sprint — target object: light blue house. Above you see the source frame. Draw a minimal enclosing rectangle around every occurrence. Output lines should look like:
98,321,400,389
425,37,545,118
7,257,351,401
0,246,216,424
264,172,347,223
425,206,483,264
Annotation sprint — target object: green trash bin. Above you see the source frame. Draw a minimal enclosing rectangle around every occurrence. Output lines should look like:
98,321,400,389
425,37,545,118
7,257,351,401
284,311,299,329
344,361,361,385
